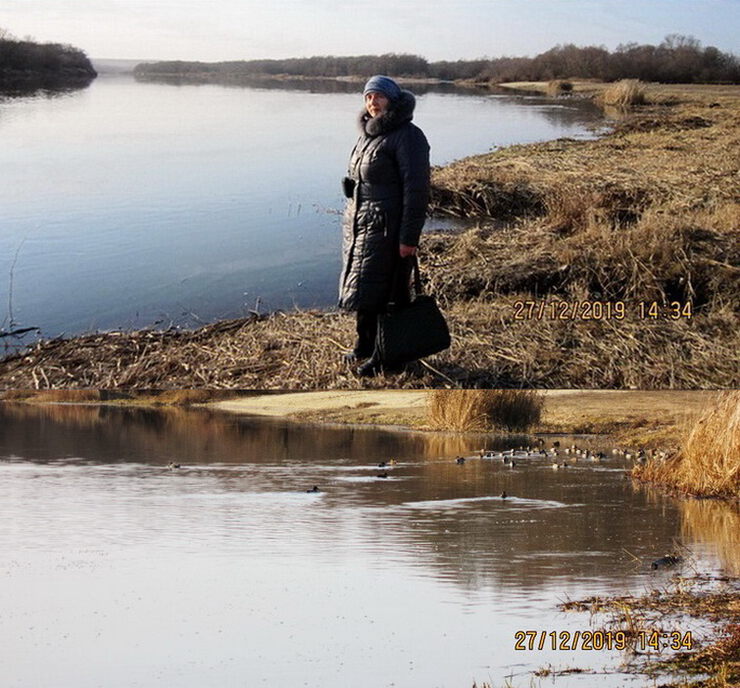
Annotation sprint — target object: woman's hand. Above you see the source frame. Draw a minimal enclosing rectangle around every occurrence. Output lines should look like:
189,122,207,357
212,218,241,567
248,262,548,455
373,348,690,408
399,244,417,258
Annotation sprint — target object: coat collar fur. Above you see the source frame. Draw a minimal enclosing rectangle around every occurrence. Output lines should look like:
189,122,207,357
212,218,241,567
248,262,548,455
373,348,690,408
358,89,416,136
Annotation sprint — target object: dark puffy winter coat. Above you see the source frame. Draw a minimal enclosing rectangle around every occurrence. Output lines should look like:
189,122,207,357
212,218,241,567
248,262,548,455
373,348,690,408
338,90,430,311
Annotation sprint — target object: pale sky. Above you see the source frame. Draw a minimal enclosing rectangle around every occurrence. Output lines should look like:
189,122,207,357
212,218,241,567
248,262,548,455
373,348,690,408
2,0,738,61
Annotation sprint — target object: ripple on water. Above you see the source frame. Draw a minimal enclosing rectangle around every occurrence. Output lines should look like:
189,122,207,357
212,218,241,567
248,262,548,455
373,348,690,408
399,496,581,510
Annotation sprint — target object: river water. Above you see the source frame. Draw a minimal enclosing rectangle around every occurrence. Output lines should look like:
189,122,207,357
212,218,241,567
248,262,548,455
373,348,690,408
0,74,602,343
1,403,735,687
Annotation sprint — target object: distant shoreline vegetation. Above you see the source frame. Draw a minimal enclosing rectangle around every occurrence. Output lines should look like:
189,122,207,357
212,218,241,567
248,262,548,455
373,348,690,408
134,35,739,85
0,29,97,94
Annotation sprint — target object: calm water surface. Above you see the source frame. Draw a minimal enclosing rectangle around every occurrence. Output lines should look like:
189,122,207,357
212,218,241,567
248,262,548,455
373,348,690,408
1,403,734,687
0,76,602,342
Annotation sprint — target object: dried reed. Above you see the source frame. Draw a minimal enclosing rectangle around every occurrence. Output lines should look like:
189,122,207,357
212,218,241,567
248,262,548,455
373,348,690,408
427,389,543,432
599,79,647,107
634,391,740,497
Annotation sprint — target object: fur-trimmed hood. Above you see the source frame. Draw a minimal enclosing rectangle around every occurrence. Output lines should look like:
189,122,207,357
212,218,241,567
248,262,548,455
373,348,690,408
358,89,416,136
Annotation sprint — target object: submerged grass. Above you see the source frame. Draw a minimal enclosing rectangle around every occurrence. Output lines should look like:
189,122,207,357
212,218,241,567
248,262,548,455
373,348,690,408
561,575,740,687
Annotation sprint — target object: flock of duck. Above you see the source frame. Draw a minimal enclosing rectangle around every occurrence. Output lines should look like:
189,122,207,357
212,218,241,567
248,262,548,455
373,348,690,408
165,442,666,496
473,442,667,467
164,448,680,569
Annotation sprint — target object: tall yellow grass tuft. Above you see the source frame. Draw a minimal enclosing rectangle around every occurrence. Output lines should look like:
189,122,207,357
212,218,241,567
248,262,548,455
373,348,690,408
600,79,647,108
427,389,544,432
635,391,740,498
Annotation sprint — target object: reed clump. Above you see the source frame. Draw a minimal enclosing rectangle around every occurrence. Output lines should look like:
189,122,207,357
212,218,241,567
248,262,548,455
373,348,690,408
546,79,573,96
598,79,647,108
634,391,740,498
427,389,544,432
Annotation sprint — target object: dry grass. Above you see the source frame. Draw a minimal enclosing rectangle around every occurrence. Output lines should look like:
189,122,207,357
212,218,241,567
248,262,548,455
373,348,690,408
634,391,740,498
427,389,543,432
0,293,737,390
598,79,647,108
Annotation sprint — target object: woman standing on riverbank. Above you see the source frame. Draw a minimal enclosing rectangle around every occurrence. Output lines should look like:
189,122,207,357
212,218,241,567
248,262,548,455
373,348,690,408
339,75,431,377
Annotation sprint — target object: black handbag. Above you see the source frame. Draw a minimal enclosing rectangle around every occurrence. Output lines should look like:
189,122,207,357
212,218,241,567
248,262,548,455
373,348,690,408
375,256,451,367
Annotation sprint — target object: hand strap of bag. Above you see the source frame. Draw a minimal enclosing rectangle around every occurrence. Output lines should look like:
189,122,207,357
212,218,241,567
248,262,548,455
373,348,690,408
411,255,423,295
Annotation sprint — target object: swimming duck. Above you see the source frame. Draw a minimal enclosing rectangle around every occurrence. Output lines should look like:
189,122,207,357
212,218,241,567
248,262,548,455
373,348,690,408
651,554,682,570
166,462,181,469
306,485,321,493
377,472,389,479
455,456,465,465
500,491,507,499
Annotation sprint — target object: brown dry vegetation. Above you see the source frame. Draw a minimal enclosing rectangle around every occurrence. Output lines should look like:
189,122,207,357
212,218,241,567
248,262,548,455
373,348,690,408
426,389,544,432
597,78,647,107
0,85,738,389
633,391,740,499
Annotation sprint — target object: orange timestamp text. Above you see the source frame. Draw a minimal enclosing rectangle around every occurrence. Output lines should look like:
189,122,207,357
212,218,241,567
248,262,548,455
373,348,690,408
513,630,694,651
512,299,693,321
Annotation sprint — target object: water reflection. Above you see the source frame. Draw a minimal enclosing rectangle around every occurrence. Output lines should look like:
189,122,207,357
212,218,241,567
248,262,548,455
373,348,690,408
681,499,740,576
0,402,689,586
1,403,710,687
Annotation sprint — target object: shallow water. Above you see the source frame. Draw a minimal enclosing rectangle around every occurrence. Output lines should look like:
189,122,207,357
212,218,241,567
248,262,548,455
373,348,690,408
1,403,729,687
0,76,602,342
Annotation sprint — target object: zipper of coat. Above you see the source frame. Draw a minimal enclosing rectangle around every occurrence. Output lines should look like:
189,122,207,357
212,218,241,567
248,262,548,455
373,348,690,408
352,134,375,235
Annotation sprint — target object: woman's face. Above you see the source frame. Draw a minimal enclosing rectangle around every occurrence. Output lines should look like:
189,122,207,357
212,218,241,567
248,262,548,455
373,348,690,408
365,91,390,118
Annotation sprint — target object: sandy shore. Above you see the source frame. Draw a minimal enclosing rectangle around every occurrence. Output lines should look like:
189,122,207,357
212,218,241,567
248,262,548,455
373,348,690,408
212,389,428,416
210,389,718,444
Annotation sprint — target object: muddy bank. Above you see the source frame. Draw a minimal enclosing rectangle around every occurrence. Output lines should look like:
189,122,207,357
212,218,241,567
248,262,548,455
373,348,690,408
0,84,737,389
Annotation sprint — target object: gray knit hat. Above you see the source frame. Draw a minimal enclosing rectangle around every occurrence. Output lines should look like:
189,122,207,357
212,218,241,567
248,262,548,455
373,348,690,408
363,75,401,101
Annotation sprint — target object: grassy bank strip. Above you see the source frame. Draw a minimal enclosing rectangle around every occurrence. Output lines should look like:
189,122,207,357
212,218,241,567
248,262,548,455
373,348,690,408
0,84,737,389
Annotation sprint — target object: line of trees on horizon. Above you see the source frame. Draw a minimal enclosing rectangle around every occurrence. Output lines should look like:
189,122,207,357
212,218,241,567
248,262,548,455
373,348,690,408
135,35,739,84
0,28,97,92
